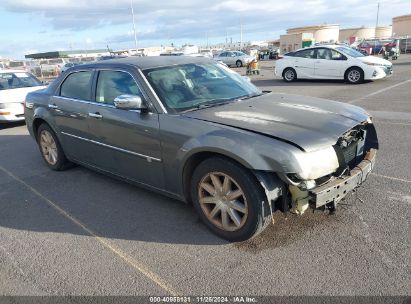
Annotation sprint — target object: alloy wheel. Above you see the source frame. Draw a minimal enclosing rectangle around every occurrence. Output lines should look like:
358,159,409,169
348,70,361,83
198,172,248,232
39,130,58,165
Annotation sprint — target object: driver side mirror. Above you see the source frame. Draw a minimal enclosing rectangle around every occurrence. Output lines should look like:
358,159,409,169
114,94,147,111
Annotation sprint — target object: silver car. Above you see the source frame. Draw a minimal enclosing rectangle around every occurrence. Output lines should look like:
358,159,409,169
214,51,254,67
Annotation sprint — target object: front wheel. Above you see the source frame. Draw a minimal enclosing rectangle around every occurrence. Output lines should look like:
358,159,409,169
37,123,72,171
191,157,271,242
236,60,243,67
345,67,364,84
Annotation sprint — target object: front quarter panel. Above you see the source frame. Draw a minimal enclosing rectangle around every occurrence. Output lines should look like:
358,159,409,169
159,114,307,197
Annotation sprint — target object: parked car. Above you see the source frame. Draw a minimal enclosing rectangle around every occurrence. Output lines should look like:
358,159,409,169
60,62,81,73
25,56,378,241
275,45,393,84
357,39,391,55
0,63,7,69
8,60,38,73
0,70,45,122
214,51,254,67
399,38,411,53
40,58,67,75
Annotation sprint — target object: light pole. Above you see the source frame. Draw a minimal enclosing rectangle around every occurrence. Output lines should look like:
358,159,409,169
130,0,138,54
240,18,243,51
375,2,380,29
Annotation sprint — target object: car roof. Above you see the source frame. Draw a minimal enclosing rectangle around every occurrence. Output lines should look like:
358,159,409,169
78,55,213,70
0,69,31,74
292,45,345,53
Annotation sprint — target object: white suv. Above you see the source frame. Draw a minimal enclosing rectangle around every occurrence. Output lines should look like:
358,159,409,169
275,45,393,84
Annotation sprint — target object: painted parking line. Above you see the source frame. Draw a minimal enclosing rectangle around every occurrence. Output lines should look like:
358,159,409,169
371,172,411,184
0,165,180,296
347,78,411,104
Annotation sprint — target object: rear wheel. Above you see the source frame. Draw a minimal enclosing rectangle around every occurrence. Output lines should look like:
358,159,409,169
191,157,271,242
345,67,364,84
236,60,243,67
37,123,71,171
283,68,296,82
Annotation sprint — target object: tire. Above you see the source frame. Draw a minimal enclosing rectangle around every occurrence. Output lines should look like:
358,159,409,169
345,67,364,84
236,60,243,67
37,123,71,171
283,68,296,82
190,157,271,242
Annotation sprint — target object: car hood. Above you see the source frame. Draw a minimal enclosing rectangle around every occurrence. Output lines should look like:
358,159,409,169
357,55,392,66
0,86,46,104
183,93,370,152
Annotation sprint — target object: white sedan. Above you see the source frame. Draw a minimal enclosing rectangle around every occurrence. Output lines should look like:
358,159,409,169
0,70,46,122
275,45,393,84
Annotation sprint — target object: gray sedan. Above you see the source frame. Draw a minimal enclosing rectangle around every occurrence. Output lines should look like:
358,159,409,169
214,51,254,67
24,56,378,241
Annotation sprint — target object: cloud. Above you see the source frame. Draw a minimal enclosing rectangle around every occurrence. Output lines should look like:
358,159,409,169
2,0,410,33
0,0,410,58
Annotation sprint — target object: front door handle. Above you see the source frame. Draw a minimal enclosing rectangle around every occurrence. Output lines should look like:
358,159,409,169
88,112,103,119
48,104,58,109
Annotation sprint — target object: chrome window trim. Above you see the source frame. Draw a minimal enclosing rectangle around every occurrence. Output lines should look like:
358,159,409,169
54,68,154,113
94,68,153,109
56,69,94,100
61,131,161,163
137,68,168,114
54,95,149,114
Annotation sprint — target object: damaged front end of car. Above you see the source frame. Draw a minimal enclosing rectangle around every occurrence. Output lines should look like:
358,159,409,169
258,120,379,216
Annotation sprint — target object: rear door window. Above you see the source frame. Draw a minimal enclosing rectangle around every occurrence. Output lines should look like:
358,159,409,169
316,48,332,60
60,71,93,100
294,49,315,58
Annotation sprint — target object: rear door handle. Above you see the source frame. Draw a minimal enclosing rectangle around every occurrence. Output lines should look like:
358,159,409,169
88,112,103,119
48,104,58,109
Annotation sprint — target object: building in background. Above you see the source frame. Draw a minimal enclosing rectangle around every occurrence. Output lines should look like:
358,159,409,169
280,24,339,53
392,14,411,36
339,26,392,43
25,49,110,59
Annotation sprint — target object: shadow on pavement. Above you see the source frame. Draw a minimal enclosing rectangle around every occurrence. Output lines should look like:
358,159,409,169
252,79,350,87
0,134,336,248
0,121,25,130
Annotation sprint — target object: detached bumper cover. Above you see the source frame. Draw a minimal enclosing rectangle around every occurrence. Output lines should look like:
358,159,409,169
309,149,377,208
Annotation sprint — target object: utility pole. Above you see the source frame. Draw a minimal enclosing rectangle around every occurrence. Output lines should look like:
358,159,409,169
240,18,243,51
376,2,380,29
130,0,138,54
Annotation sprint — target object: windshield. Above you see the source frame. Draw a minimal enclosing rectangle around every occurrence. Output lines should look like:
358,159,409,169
0,72,42,90
144,62,261,113
336,46,365,58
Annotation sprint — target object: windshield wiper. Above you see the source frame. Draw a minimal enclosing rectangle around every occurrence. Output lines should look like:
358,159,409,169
237,92,265,101
181,98,238,113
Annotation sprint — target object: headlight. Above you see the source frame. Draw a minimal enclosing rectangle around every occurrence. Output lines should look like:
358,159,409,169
294,146,339,180
363,62,385,67
0,103,15,109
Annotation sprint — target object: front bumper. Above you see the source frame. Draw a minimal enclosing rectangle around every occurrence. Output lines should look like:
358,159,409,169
367,65,393,80
309,149,377,208
0,103,25,122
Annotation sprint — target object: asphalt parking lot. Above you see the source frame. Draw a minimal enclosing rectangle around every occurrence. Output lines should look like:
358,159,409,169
0,55,410,297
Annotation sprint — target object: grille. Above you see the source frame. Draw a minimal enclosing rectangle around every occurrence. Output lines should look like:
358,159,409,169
341,143,357,163
384,65,393,74
336,126,366,166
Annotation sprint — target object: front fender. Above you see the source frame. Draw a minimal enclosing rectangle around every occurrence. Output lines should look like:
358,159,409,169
177,128,306,179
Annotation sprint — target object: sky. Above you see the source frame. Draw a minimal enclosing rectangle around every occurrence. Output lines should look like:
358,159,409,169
0,0,410,59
